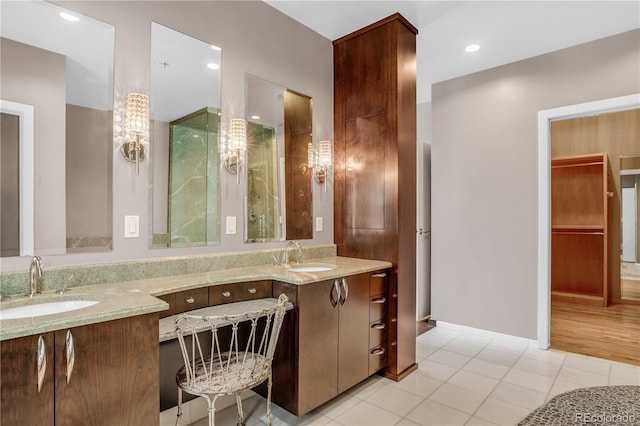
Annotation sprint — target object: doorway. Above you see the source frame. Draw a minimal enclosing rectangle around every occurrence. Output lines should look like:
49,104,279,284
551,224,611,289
537,93,640,350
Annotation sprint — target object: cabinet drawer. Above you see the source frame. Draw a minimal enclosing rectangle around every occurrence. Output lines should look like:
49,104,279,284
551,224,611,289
369,295,387,323
241,280,272,300
369,345,387,375
157,293,175,318
369,271,388,297
174,287,209,314
209,280,272,305
369,321,386,348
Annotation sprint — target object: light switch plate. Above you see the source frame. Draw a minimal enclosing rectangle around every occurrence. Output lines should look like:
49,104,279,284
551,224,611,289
124,215,139,238
226,216,237,235
315,217,323,232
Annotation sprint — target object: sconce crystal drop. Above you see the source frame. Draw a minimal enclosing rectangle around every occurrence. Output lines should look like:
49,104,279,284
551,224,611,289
223,118,247,180
121,92,149,175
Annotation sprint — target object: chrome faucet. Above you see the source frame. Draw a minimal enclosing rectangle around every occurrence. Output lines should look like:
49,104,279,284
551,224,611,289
282,240,303,265
29,256,44,297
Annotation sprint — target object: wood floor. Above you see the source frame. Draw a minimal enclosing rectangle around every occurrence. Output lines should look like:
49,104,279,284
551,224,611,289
622,279,640,300
551,299,640,366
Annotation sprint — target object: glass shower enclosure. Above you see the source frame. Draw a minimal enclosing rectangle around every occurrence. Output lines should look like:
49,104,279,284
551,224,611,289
168,107,220,247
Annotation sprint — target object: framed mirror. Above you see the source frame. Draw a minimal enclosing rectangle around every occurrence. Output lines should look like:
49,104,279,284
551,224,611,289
150,23,222,248
0,1,114,257
244,75,313,243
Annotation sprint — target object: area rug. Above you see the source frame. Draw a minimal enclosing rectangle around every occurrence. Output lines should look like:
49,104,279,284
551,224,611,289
518,385,640,426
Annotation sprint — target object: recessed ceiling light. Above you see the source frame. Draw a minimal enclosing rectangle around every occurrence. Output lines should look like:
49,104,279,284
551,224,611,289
465,44,480,53
60,12,80,22
250,115,261,120
206,63,220,70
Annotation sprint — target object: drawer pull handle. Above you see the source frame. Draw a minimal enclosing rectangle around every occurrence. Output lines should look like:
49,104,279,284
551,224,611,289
371,322,386,330
370,347,385,356
222,291,231,298
248,288,257,294
371,297,386,304
37,336,46,393
185,296,195,304
371,273,387,278
65,330,75,384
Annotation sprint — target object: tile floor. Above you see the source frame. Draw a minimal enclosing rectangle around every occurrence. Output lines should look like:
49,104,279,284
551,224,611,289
186,322,640,426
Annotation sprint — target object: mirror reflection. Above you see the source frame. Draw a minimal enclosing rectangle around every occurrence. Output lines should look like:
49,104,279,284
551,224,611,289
244,75,313,243
620,155,640,300
150,23,222,248
0,1,114,257
245,76,284,242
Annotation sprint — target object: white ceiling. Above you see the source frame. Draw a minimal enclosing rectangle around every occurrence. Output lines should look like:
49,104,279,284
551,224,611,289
264,1,640,103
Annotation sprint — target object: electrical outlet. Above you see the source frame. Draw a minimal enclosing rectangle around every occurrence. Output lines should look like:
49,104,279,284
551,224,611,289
315,217,323,232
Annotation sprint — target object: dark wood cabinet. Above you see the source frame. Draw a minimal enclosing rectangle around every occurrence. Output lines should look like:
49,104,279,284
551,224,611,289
333,13,418,380
1,314,159,426
269,271,388,416
336,274,371,393
0,333,55,425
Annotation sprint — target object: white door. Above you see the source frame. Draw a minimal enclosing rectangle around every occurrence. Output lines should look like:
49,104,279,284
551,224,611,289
416,143,431,320
622,184,637,263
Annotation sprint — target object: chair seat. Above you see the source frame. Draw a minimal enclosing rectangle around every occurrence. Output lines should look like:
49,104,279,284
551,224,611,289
176,352,270,397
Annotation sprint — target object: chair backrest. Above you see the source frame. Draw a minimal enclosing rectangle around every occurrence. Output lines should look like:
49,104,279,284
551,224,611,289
174,294,288,393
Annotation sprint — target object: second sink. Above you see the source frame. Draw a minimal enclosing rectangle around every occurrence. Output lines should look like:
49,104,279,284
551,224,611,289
288,264,336,273
0,300,99,320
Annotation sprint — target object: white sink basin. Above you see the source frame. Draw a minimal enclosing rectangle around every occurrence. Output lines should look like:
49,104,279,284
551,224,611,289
288,264,336,273
0,300,99,320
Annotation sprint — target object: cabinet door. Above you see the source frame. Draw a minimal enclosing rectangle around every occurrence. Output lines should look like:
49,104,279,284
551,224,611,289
54,314,159,426
298,279,339,414
1,333,54,425
338,273,371,393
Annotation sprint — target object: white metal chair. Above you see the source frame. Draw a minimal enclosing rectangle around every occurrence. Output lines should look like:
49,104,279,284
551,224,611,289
174,294,288,426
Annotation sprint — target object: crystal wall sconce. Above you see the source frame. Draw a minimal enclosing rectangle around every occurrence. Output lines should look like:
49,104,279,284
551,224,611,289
121,93,149,175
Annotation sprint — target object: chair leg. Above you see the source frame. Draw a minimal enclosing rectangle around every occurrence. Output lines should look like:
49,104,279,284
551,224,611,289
266,373,273,426
236,394,245,426
175,387,183,426
206,395,218,426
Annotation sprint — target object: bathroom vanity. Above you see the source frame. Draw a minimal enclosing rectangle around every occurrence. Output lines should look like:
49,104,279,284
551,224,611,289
0,256,391,424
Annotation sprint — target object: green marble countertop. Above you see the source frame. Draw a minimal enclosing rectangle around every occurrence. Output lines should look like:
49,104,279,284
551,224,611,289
0,256,391,341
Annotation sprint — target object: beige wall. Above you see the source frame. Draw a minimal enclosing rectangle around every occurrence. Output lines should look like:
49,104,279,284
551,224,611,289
1,1,333,270
0,37,67,256
431,29,640,339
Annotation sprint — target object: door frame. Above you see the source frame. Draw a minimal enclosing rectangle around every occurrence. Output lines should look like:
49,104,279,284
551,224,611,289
536,93,640,349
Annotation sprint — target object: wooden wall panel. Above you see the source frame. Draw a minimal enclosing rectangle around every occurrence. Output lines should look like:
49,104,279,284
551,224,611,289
551,108,640,301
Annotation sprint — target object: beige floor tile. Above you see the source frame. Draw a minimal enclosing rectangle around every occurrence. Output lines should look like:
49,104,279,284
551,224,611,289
556,366,608,387
428,383,487,415
512,356,561,378
521,348,566,365
417,359,459,382
473,397,531,425
427,349,472,369
502,368,555,393
405,399,471,426
347,374,393,400
442,339,487,357
563,354,612,376
315,392,362,419
334,400,401,426
446,370,500,395
462,358,510,380
367,386,426,417
474,348,520,368
464,416,498,425
547,379,584,396
489,382,547,410
389,370,444,398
